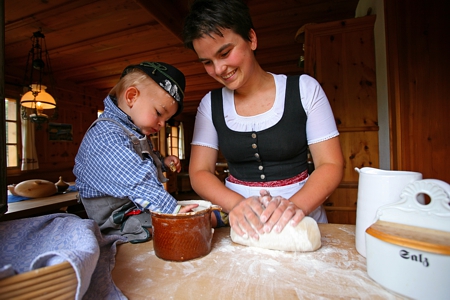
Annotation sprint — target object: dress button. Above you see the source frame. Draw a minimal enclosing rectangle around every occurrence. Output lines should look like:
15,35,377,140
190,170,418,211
252,143,257,149
252,133,257,139
254,153,260,159
259,165,263,171
260,174,265,180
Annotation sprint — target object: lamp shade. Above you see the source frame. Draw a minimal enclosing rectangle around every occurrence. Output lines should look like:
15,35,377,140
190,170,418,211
20,84,56,109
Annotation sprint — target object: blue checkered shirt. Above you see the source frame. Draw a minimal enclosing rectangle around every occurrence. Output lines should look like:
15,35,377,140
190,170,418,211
73,96,177,213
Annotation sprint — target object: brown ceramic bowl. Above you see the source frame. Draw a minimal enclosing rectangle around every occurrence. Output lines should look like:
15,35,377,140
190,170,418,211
151,200,221,262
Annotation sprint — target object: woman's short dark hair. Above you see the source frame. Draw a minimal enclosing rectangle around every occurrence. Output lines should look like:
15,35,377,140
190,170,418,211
183,0,254,50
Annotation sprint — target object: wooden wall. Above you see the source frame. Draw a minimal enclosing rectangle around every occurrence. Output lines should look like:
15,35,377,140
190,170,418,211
5,77,104,185
6,0,449,201
385,0,450,182
176,112,197,172
303,15,378,224
5,74,197,186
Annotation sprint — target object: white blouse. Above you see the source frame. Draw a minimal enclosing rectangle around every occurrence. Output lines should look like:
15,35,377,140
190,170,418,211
191,73,339,150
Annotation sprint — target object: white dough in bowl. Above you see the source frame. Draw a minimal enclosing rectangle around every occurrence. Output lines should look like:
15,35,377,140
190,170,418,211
230,216,321,252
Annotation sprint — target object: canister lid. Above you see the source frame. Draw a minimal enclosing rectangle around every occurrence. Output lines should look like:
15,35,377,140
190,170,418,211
366,220,450,255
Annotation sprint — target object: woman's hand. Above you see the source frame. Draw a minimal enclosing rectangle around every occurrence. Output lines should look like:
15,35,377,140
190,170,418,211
228,196,266,240
229,189,306,240
164,155,181,172
258,189,305,234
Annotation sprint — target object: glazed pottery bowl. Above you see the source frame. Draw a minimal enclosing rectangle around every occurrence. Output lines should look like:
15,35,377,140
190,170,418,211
151,200,221,262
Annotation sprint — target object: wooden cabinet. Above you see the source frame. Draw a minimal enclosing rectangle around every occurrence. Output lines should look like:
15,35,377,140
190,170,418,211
301,15,378,224
164,170,178,194
177,173,192,192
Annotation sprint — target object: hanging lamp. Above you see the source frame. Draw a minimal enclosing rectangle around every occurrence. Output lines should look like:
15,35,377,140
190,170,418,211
20,30,57,128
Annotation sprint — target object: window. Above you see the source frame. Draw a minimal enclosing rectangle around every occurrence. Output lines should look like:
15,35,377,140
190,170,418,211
5,98,20,168
166,123,185,160
167,125,179,157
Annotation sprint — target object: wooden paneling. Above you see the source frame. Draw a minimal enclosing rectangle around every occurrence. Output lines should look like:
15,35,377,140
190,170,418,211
340,131,379,181
324,185,358,224
4,0,359,103
4,0,361,196
303,15,377,224
385,0,450,182
164,171,178,195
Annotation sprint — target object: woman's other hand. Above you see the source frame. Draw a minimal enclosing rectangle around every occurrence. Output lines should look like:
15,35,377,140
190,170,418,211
228,196,265,240
259,194,305,234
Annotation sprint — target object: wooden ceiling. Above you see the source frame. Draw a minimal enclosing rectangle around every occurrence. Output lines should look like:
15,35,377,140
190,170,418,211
4,0,359,113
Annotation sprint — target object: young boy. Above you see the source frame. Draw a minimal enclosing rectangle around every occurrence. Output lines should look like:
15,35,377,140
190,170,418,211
74,61,190,243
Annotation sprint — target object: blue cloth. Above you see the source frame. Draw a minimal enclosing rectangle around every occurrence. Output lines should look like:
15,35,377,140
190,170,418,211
73,95,177,213
7,185,79,203
0,213,127,300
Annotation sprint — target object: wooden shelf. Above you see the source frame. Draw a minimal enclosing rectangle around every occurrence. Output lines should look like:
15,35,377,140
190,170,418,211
2,192,79,221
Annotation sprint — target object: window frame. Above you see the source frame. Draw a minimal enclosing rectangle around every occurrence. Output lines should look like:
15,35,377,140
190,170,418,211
5,97,22,174
165,123,185,160
166,124,179,158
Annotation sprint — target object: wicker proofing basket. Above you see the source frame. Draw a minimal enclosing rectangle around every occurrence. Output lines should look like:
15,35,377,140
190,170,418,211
0,261,77,300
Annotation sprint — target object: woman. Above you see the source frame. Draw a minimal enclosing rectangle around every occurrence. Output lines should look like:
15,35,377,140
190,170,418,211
183,0,344,240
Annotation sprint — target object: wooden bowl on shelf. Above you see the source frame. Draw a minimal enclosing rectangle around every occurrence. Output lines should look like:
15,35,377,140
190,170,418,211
13,179,57,198
7,184,19,196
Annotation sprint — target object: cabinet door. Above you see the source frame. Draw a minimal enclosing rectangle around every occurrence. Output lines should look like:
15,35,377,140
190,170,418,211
304,15,378,224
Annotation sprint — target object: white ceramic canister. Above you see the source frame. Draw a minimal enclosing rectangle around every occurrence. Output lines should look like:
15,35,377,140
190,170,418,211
365,179,450,299
354,167,422,257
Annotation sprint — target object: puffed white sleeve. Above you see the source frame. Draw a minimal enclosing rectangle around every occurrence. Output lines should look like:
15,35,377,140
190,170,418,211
301,75,339,145
191,92,220,150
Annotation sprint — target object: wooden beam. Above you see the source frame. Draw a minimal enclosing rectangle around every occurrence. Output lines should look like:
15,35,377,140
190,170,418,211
133,0,187,43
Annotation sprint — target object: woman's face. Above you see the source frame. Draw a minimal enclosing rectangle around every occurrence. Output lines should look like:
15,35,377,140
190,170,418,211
193,28,257,91
125,79,177,136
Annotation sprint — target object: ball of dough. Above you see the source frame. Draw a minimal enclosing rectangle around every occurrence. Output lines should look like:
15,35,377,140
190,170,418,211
230,216,321,252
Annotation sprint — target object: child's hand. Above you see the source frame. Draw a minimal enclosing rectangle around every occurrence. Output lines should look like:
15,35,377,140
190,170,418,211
178,204,199,213
164,155,181,172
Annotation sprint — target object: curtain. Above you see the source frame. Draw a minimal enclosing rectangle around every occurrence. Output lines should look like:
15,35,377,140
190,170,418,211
21,108,39,170
178,122,185,160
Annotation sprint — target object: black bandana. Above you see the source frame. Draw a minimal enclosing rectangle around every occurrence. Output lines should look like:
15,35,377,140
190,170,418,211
121,61,186,116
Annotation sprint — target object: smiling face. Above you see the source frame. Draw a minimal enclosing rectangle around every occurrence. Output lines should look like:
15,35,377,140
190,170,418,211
193,28,258,91
120,78,178,136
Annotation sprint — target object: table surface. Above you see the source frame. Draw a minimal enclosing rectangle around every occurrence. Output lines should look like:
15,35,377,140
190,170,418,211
112,224,405,299
2,191,79,221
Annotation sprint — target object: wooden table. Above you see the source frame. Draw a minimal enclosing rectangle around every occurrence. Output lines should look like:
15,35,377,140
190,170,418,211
112,224,405,299
2,192,79,221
